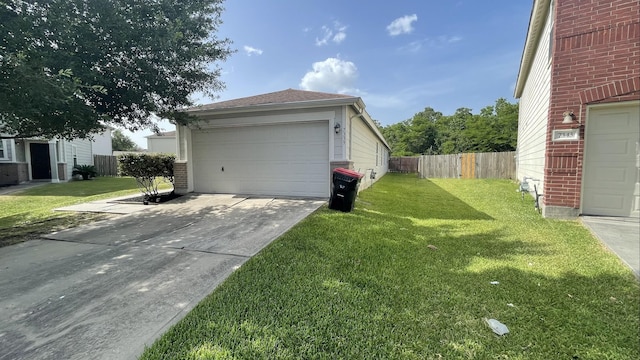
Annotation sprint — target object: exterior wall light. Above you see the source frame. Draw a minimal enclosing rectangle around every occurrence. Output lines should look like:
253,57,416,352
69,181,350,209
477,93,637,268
562,110,575,124
334,123,341,134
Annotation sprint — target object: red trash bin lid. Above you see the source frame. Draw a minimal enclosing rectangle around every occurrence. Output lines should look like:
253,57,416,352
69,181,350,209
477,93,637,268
333,167,364,179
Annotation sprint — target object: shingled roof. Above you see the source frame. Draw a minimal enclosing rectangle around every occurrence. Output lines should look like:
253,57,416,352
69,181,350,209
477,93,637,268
188,89,358,112
145,131,175,138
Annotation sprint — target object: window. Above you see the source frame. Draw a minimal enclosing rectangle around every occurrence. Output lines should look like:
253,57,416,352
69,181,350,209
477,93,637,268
376,143,379,166
71,145,78,166
0,140,7,160
56,141,62,163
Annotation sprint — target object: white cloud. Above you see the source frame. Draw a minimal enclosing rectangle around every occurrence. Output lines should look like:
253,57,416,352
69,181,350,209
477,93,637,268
399,35,463,52
315,26,331,46
333,30,347,44
299,57,358,94
387,14,418,36
440,35,462,43
243,45,263,56
315,21,347,46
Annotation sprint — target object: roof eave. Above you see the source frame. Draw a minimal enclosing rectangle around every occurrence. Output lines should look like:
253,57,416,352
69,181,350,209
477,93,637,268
348,103,391,151
184,97,359,116
514,0,552,99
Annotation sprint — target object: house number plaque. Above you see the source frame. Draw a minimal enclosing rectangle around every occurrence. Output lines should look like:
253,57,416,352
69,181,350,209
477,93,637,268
552,129,579,141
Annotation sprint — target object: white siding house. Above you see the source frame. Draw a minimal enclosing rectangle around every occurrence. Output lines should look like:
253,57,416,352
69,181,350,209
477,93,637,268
0,131,111,185
515,1,553,188
348,106,388,190
91,128,113,156
174,89,390,198
146,130,177,154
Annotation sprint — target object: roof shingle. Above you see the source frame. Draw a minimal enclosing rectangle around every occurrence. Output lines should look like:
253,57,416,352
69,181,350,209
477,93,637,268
188,89,357,111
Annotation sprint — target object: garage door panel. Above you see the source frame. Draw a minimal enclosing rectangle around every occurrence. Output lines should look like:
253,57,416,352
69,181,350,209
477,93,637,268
589,138,633,157
583,104,639,216
589,110,637,132
192,121,330,197
584,166,628,184
583,193,625,211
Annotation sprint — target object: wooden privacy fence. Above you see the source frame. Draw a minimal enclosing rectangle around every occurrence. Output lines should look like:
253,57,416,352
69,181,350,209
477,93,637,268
413,151,516,179
93,155,118,176
388,157,419,173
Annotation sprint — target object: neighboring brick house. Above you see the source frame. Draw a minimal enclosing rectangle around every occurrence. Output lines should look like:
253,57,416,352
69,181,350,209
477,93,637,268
515,0,639,218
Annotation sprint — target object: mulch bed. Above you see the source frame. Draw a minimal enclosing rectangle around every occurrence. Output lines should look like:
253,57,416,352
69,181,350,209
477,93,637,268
114,192,183,205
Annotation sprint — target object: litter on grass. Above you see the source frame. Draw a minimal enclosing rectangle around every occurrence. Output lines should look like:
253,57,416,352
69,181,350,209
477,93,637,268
485,318,509,336
507,303,515,307
490,281,500,285
427,244,438,251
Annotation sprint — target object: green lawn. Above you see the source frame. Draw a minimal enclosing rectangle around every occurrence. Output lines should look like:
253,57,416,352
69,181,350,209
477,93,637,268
140,173,639,359
0,177,155,247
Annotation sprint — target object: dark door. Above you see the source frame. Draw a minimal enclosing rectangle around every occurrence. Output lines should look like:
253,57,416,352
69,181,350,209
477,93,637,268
30,143,51,179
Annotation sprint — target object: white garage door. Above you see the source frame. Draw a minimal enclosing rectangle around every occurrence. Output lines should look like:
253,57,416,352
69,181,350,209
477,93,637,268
192,121,330,197
582,103,640,217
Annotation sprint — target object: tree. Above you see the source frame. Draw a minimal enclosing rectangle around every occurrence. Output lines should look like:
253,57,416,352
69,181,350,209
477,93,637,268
405,107,441,155
464,98,518,152
381,121,411,156
0,0,232,140
381,108,442,156
381,99,519,156
436,107,473,154
111,129,139,151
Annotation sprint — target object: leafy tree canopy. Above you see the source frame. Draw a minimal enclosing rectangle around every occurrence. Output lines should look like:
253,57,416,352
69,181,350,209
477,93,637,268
381,98,519,156
0,0,232,140
111,129,139,151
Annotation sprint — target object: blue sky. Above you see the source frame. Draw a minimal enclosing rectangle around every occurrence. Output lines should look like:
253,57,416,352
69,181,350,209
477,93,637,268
125,0,533,148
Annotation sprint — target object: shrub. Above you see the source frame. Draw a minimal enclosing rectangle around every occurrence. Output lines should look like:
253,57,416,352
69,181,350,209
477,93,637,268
118,153,175,200
72,164,97,180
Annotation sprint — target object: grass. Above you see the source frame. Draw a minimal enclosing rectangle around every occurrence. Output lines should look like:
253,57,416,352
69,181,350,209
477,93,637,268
139,174,639,359
0,177,167,247
137,174,635,359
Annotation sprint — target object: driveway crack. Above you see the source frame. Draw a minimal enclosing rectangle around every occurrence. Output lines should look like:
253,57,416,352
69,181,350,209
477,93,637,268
163,246,251,259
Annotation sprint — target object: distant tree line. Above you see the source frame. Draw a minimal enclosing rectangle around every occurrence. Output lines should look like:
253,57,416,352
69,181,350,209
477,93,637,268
380,98,518,156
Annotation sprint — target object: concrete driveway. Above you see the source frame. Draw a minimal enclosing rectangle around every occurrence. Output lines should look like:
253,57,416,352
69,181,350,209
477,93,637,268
581,216,640,278
0,194,324,360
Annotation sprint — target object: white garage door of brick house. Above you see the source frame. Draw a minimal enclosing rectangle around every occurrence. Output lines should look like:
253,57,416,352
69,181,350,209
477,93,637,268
582,102,640,217
191,121,330,197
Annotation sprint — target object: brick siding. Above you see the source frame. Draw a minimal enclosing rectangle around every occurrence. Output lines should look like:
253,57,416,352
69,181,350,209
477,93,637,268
173,161,188,192
545,0,640,209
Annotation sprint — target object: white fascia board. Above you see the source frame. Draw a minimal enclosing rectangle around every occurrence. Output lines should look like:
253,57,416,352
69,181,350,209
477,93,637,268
514,0,551,98
185,97,358,117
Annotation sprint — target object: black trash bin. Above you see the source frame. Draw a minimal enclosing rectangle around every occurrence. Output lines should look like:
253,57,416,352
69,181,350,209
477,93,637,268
328,168,364,212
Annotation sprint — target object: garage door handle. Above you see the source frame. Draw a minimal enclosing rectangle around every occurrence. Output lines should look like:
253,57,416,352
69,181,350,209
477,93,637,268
221,166,224,172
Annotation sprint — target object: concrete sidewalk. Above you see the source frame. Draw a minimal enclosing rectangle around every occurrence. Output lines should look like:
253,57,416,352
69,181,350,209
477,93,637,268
0,193,325,360
0,182,48,195
53,193,167,214
581,216,640,278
